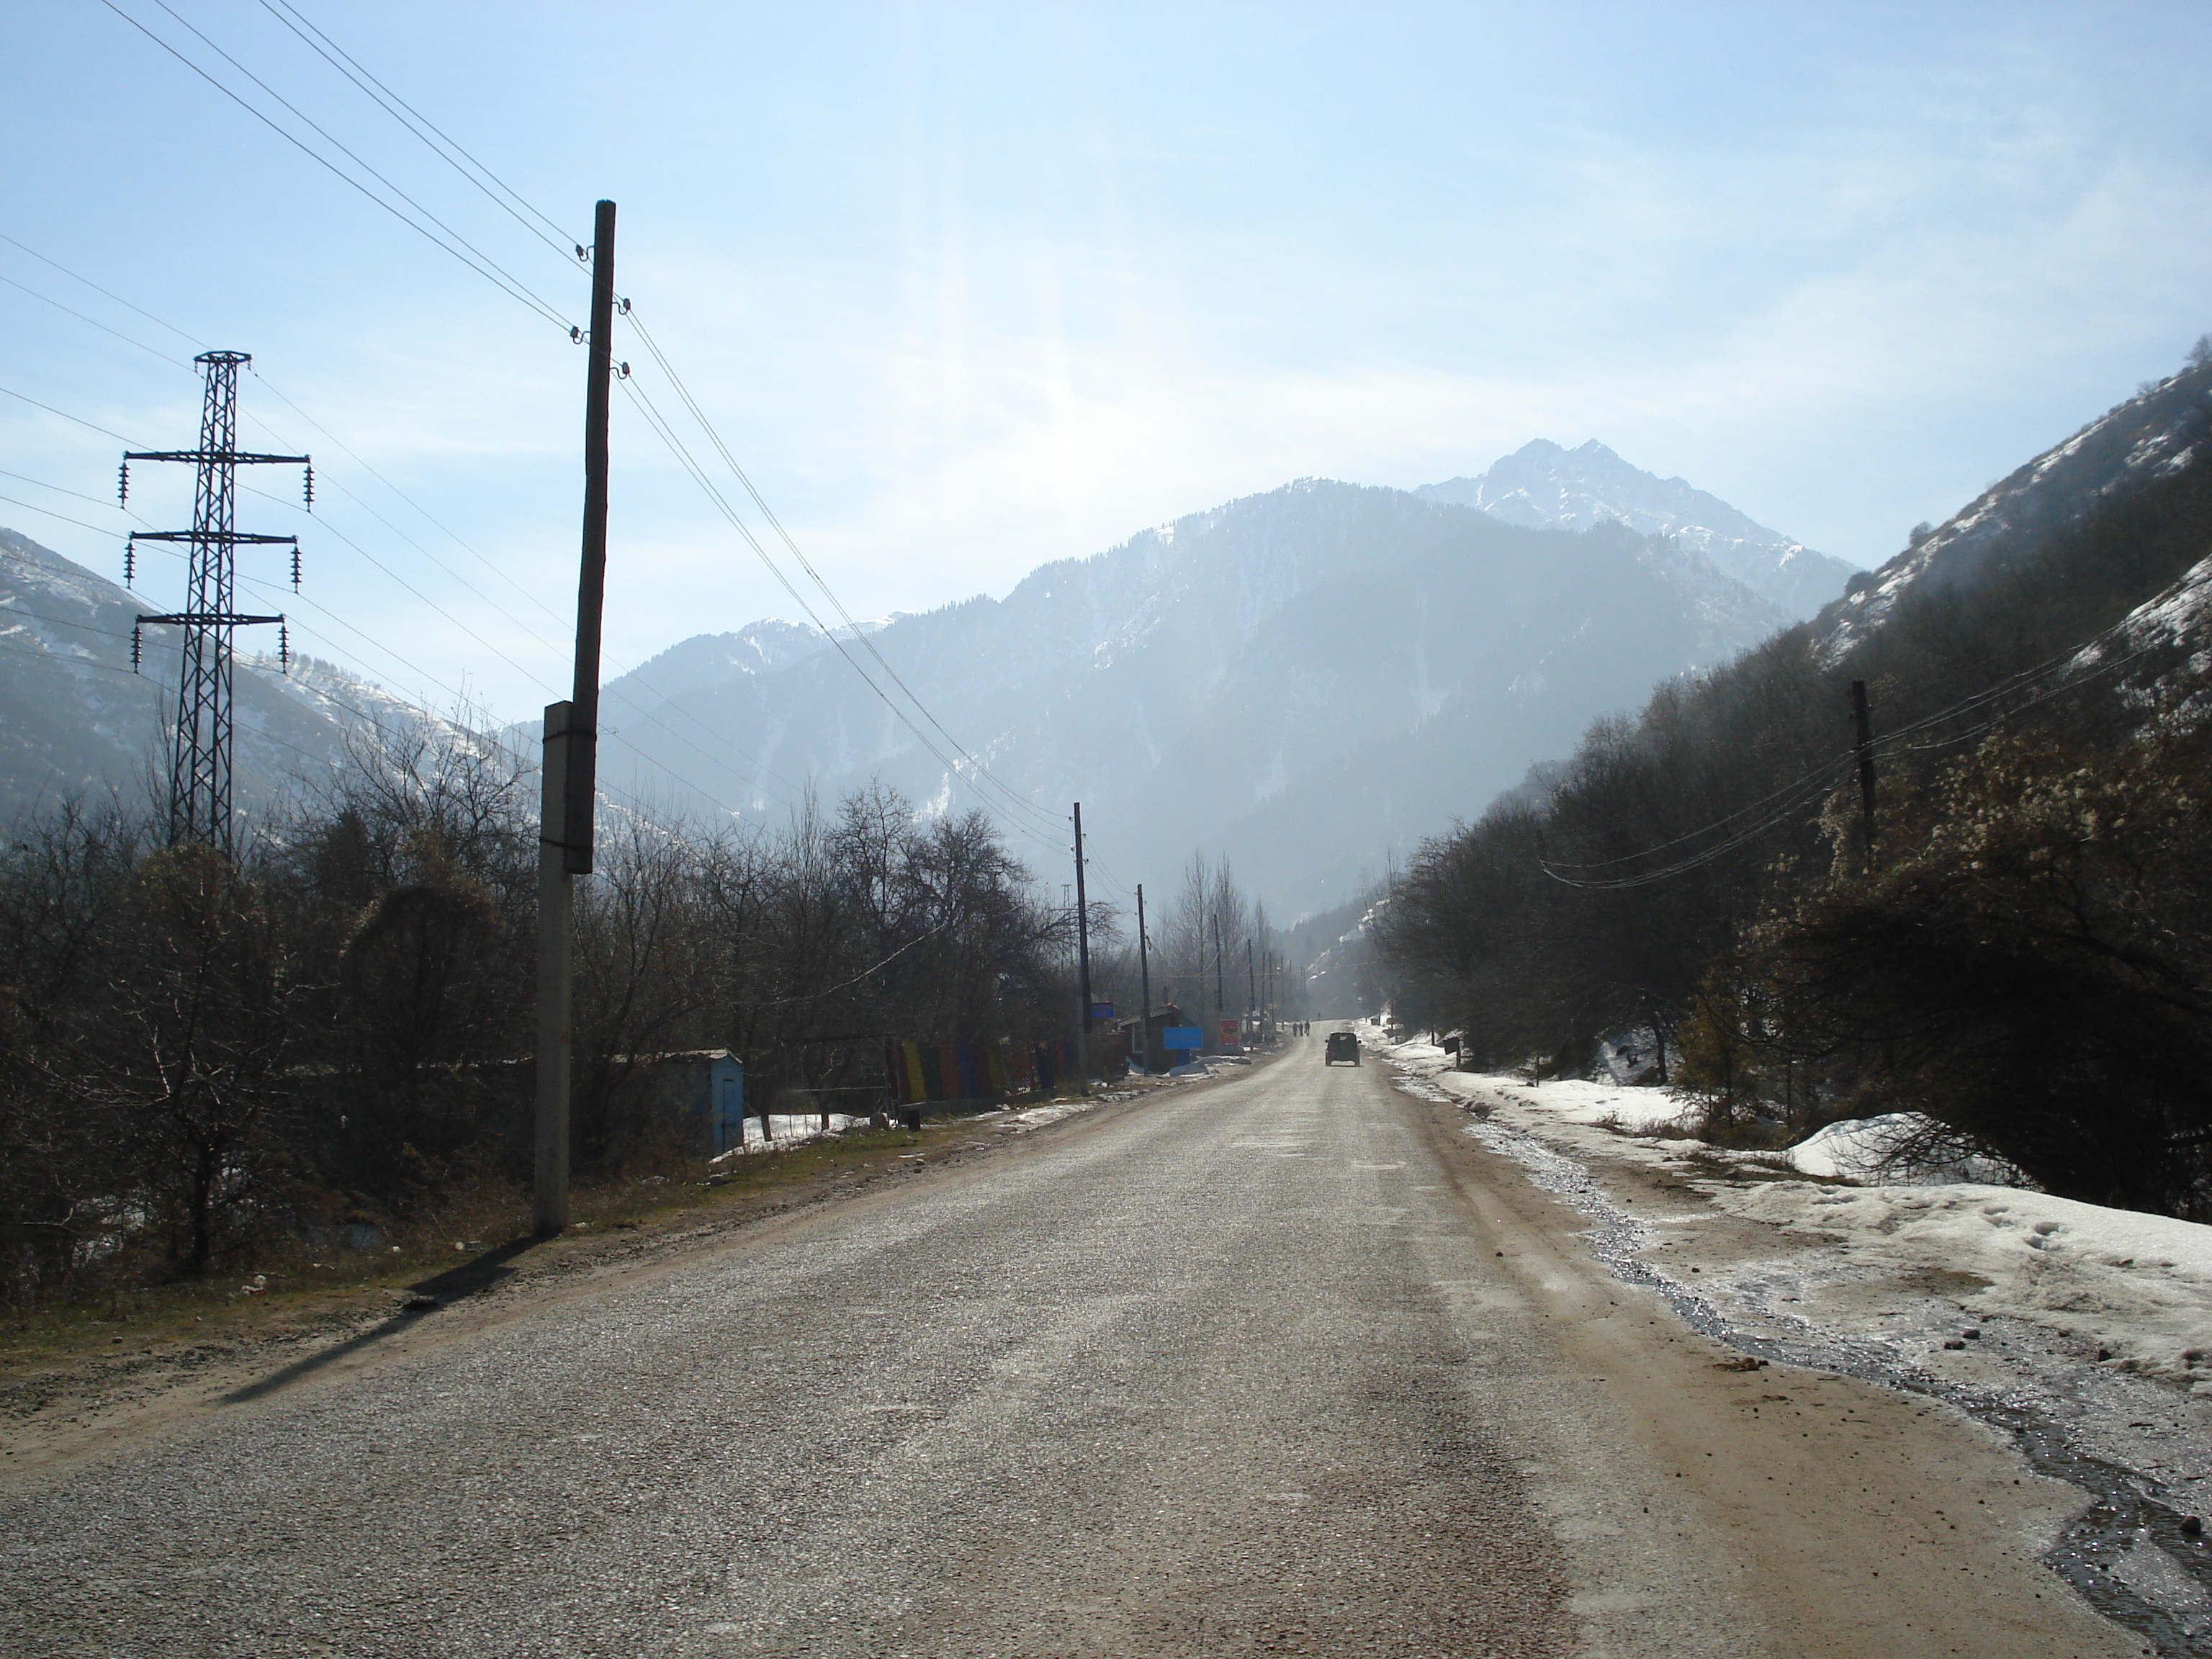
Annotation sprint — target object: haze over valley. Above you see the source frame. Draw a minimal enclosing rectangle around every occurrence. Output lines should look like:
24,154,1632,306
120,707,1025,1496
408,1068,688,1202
6,11,2212,1657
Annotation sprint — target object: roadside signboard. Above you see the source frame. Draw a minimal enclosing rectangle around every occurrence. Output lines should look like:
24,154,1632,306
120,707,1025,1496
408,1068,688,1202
1163,1025,1203,1051
1218,1018,1238,1043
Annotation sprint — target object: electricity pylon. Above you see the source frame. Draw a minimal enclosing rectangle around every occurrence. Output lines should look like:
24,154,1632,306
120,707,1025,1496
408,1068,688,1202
121,351,310,858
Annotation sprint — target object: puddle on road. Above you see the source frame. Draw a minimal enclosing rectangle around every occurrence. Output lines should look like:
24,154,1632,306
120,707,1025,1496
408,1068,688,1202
1392,1071,2212,1658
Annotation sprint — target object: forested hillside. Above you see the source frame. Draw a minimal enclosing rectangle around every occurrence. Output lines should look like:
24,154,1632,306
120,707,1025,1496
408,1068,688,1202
1378,345,2212,1220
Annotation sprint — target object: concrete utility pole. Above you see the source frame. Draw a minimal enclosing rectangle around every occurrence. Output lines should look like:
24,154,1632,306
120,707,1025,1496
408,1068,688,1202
1851,679,1879,877
1213,912,1226,1043
1136,884,1152,1075
536,198,617,1236
1073,802,1092,1094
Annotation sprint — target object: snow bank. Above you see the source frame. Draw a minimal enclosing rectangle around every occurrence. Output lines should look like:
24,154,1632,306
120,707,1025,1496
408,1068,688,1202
710,1112,869,1156
1784,1112,2024,1184
1409,1059,1687,1134
1380,1040,2212,1390
1723,1177,2212,1390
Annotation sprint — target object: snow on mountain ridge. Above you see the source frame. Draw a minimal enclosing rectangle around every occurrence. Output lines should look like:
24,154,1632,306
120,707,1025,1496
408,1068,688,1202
1419,439,1858,621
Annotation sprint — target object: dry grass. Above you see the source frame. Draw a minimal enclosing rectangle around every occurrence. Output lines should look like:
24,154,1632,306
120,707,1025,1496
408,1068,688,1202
0,1104,1021,1380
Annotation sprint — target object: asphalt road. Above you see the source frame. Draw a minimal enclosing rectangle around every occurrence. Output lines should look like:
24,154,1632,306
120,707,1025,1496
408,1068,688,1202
1,1036,2134,1658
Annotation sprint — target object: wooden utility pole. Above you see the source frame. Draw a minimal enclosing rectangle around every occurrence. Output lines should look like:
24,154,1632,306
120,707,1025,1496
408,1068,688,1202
1136,883,1152,1076
1851,679,1879,877
1072,802,1092,1094
535,198,616,1236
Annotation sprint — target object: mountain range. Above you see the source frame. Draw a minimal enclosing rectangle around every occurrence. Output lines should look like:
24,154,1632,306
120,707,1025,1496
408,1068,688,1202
1,441,1858,914
585,447,1838,914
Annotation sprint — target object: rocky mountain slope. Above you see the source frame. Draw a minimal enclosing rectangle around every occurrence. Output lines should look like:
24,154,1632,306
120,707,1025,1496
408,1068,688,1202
1820,357,2212,663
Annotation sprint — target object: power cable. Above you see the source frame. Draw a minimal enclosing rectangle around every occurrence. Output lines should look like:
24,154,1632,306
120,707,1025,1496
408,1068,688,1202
1539,770,1853,891
96,0,576,332
1536,753,1856,874
0,601,143,649
21,27,1061,853
256,0,582,262
1537,596,2180,884
106,13,845,824
240,369,568,629
227,493,809,814
233,570,787,824
218,397,817,806
1539,632,2182,892
0,235,816,810
139,0,578,328
0,634,140,677
228,386,821,807
620,307,1065,840
0,467,147,520
229,577,757,828
36,505,685,813
45,7,1067,853
1881,638,2170,760
616,375,1069,863
0,495,137,541
0,382,143,445
0,272,189,369
0,233,206,349
0,246,807,817
1,227,559,640
747,917,956,1007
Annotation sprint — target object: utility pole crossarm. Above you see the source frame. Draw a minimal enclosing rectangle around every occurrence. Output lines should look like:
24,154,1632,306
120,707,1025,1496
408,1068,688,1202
126,531,298,545
124,449,309,466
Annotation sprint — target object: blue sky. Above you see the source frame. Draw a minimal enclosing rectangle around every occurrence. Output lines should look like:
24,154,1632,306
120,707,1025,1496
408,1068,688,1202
4,1,2208,722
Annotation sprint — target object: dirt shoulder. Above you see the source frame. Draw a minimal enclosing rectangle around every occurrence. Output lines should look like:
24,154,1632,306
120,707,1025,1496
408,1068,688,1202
0,1056,1277,1486
1393,1082,2139,1659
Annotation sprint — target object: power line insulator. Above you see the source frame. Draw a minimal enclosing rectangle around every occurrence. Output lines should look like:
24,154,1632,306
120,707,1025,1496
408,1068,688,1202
302,464,314,512
279,620,290,675
571,325,584,343
130,622,141,673
291,543,302,591
117,461,129,506
124,536,135,587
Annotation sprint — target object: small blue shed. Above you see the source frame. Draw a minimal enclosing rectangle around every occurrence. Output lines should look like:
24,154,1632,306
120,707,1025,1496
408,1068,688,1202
634,1049,746,1155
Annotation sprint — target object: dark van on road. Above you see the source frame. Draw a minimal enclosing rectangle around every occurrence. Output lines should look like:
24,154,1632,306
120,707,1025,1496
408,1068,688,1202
1324,1031,1359,1066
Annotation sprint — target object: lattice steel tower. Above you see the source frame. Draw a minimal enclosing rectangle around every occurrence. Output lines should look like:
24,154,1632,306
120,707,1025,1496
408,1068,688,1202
120,351,310,857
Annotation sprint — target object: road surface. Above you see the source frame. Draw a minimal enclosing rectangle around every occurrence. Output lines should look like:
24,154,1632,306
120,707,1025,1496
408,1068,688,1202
1,1035,2132,1657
